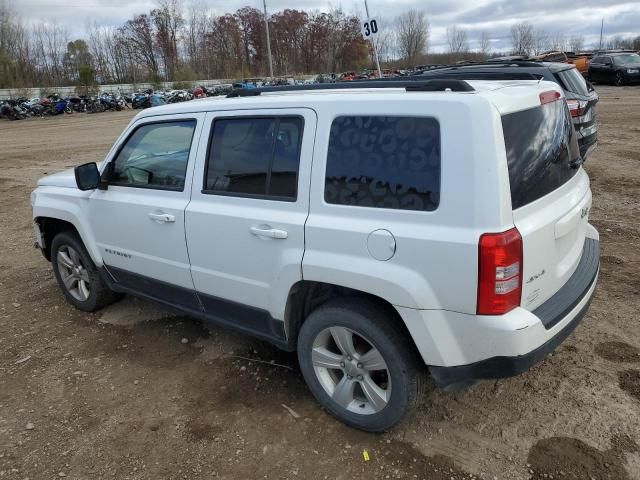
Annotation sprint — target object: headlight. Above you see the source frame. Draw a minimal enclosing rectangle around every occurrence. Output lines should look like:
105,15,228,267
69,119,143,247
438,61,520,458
30,191,36,207
628,69,639,74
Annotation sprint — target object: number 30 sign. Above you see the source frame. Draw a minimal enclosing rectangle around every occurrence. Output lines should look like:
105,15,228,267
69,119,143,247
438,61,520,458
361,18,379,39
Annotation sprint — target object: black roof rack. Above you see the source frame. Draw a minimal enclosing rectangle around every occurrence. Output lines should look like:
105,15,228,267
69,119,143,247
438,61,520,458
226,78,474,97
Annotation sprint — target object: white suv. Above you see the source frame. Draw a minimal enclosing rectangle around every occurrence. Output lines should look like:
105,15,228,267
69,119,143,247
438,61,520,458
31,79,599,432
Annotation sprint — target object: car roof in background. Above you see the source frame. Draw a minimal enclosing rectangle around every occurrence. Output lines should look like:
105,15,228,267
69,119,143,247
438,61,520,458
419,61,573,73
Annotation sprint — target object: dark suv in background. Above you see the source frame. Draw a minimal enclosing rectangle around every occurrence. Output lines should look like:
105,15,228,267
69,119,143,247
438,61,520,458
419,61,599,160
589,53,640,86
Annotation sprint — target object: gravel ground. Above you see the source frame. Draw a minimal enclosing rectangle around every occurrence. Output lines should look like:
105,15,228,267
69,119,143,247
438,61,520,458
1,85,639,480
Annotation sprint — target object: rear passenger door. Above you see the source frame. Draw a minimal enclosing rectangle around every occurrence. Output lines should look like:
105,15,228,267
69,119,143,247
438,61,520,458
185,109,316,326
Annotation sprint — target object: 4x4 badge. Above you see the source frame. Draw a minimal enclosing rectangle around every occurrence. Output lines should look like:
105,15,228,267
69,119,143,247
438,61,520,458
581,207,589,219
526,269,546,284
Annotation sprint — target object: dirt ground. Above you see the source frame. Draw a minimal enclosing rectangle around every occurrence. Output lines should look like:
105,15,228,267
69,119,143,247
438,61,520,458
1,86,639,480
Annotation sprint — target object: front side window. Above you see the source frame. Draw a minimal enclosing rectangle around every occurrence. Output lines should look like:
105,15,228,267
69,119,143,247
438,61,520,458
205,117,303,200
325,116,441,211
111,120,196,190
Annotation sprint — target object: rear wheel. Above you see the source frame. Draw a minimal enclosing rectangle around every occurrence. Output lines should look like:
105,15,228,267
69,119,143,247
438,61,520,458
615,71,625,86
51,231,121,312
297,297,425,432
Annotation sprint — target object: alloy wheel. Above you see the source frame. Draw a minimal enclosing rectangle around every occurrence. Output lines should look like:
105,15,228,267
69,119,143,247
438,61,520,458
56,245,91,301
311,326,391,415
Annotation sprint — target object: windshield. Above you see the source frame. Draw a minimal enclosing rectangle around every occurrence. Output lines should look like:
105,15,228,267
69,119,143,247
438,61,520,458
613,54,640,65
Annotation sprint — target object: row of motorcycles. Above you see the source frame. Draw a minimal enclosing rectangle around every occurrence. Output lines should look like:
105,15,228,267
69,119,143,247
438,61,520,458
127,86,220,109
0,93,128,120
1,85,231,121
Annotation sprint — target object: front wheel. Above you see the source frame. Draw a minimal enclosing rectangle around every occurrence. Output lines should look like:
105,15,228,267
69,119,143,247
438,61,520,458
615,72,625,86
297,297,425,432
51,231,121,312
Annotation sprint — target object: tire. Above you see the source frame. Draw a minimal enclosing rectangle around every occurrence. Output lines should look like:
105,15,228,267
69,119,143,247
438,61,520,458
297,297,426,432
51,230,121,312
615,72,624,87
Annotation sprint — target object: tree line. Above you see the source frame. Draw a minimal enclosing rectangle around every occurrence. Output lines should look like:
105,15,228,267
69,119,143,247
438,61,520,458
1,0,639,90
0,0,370,88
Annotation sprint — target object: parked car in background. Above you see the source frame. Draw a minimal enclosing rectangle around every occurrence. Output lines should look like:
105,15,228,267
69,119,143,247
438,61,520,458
529,51,590,77
567,54,591,77
589,53,640,86
419,60,599,160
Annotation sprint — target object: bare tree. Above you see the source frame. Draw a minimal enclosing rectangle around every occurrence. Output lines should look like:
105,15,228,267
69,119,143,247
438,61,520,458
446,25,468,54
183,2,209,77
32,20,69,86
548,32,568,52
569,34,584,52
478,31,490,57
510,21,534,56
152,0,183,80
120,14,159,78
532,30,548,55
395,9,429,65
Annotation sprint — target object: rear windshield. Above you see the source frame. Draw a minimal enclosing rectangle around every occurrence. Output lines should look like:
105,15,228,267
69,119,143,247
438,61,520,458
554,68,590,96
502,99,580,209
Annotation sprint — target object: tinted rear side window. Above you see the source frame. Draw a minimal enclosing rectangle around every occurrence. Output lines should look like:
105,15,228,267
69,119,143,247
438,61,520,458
555,68,589,96
325,116,440,211
502,100,580,209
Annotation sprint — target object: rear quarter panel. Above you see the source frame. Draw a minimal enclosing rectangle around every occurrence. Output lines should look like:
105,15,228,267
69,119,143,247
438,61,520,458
303,95,514,313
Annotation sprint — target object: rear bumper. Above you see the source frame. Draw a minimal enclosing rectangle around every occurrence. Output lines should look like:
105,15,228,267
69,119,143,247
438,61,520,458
428,237,599,388
577,128,598,160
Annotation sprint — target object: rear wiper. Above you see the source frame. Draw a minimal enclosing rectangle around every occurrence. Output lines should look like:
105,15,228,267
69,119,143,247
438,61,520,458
569,157,584,169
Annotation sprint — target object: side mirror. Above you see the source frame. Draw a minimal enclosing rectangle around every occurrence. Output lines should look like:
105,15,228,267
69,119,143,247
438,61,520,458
74,162,100,191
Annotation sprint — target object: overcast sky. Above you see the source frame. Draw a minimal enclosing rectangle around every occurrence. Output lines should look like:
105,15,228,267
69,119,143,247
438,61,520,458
10,0,640,52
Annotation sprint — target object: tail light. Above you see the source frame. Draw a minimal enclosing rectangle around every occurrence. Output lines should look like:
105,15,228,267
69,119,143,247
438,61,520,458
539,90,561,105
477,228,523,315
566,99,588,117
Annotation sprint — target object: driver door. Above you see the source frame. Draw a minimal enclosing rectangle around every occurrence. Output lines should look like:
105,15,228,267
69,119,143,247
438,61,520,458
88,114,205,309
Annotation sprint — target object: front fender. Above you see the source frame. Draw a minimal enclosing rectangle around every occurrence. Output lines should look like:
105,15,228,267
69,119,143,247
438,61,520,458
33,187,103,266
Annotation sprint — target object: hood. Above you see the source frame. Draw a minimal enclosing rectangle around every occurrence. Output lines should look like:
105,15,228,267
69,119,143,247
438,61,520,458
37,168,77,188
620,63,640,69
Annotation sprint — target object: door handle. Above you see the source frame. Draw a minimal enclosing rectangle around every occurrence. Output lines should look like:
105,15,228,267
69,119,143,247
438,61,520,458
249,225,288,239
148,212,175,223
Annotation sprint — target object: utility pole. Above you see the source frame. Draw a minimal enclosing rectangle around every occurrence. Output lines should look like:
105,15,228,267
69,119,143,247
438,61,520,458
364,0,382,78
263,0,274,78
599,18,604,52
